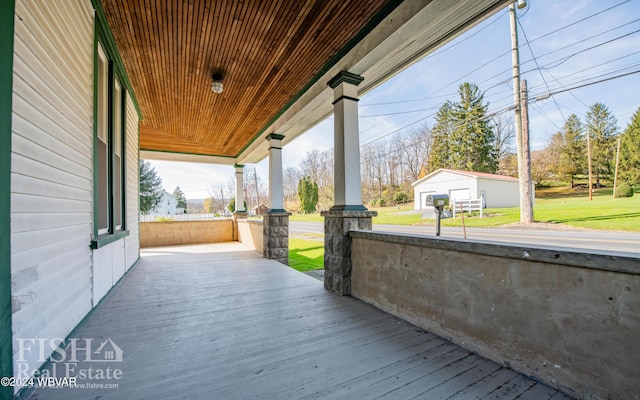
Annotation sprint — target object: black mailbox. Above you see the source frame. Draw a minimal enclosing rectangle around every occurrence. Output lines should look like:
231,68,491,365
425,194,449,208
425,194,449,236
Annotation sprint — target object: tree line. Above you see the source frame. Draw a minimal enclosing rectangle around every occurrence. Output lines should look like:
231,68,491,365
140,82,640,214
531,104,640,188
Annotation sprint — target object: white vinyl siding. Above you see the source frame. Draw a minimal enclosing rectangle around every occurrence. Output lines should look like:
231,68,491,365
11,0,94,378
10,0,141,381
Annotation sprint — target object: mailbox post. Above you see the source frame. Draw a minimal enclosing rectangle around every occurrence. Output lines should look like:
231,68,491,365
425,194,449,236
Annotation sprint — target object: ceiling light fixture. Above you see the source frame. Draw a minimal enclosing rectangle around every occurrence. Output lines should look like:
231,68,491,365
517,0,527,9
211,74,224,94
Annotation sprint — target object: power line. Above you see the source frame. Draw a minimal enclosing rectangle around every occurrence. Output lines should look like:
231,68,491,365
358,106,441,118
518,18,567,123
528,60,640,110
361,92,453,107
543,51,640,82
530,103,561,131
303,65,638,171
433,2,636,100
318,1,638,164
477,17,640,91
531,27,640,71
360,105,516,164
363,9,638,140
532,68,640,100
524,0,630,45
529,62,640,96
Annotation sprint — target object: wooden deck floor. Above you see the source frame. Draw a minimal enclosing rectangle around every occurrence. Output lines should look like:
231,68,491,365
27,243,572,400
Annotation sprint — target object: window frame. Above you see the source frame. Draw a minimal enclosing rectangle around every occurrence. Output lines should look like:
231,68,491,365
91,21,129,249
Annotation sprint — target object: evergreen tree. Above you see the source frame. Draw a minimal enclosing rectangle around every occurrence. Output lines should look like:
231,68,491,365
173,186,187,212
139,160,163,214
426,101,453,172
619,107,640,184
557,114,586,187
586,103,618,185
297,177,318,214
450,82,497,173
427,83,497,173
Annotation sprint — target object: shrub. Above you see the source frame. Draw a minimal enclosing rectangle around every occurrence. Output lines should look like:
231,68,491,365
155,216,174,222
392,192,409,204
614,183,634,198
227,198,247,213
377,198,386,207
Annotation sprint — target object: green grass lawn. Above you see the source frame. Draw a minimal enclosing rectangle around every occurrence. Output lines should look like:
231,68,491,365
440,188,640,231
533,187,640,231
288,238,324,272
289,187,640,231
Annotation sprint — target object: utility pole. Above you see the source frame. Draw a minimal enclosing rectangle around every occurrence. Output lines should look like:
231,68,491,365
510,2,533,223
613,137,621,199
587,130,593,200
520,79,533,217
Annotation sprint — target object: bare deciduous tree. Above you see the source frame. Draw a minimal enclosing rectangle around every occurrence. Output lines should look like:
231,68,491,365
492,114,516,162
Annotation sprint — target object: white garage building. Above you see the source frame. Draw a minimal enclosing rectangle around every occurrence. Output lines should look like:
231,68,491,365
412,168,529,210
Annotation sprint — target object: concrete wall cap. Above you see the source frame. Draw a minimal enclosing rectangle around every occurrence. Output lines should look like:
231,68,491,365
349,230,640,275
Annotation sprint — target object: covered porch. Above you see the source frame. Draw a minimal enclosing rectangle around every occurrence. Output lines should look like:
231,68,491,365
26,243,569,400
4,1,638,400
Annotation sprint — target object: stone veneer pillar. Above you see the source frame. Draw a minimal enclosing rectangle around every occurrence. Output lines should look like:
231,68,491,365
263,211,291,265
323,71,377,295
321,209,376,295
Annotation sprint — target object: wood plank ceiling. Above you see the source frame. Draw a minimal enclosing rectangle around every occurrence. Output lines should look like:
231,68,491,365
101,0,394,158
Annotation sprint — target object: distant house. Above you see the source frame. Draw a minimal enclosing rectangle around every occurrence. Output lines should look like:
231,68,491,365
150,190,178,216
254,204,269,216
412,169,531,210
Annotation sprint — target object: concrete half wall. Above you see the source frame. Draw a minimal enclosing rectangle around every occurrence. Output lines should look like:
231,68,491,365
140,220,233,247
350,230,640,400
237,219,263,253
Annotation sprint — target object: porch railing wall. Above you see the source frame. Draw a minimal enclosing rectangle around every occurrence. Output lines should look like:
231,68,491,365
349,230,639,400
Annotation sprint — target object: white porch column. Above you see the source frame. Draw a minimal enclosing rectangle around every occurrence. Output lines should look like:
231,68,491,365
322,71,376,295
265,133,285,212
329,71,365,210
234,164,245,212
263,134,290,265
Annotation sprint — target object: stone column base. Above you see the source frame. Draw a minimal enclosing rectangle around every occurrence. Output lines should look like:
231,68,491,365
263,211,291,265
321,209,377,295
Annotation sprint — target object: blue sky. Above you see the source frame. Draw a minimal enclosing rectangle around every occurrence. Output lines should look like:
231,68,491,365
149,0,640,199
